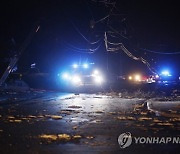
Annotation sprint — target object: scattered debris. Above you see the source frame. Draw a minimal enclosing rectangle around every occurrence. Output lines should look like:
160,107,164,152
37,115,44,118
14,119,22,123
51,115,62,120
39,134,58,141
39,134,82,143
168,110,177,114
9,119,22,123
86,136,94,139
68,105,82,109
89,119,103,123
156,122,173,126
58,134,71,141
140,112,147,115
28,115,37,119
59,110,74,115
126,116,136,120
108,112,117,115
73,126,78,130
93,96,103,99
116,116,126,120
153,119,162,123
72,135,82,140
95,111,104,114
170,117,180,122
138,117,152,121
8,116,15,119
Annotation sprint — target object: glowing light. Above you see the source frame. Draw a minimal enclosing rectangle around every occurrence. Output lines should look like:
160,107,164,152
73,64,78,68
94,75,103,84
83,63,88,69
155,75,159,78
62,73,70,80
134,74,141,81
161,70,171,76
128,76,132,80
94,70,99,75
72,75,81,84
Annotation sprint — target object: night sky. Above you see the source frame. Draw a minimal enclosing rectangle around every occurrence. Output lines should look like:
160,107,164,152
1,0,180,76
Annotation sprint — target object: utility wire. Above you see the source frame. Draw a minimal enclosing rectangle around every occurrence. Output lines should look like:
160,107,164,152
69,20,102,45
104,32,157,74
64,40,103,54
140,48,180,55
108,25,129,40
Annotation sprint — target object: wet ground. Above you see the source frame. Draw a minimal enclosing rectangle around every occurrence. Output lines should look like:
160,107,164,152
0,90,179,154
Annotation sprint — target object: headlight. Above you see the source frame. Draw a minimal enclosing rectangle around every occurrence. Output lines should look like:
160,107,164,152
83,63,89,69
161,70,171,76
72,64,78,68
155,75,159,78
62,73,70,80
93,69,99,75
72,75,81,84
128,76,132,80
94,75,103,84
134,74,141,81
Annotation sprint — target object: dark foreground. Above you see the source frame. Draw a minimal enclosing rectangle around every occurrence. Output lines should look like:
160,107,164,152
0,90,179,154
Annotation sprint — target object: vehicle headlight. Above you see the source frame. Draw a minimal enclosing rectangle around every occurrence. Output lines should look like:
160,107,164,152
83,63,89,69
94,75,103,84
72,64,78,69
134,74,141,81
62,72,70,80
128,76,132,80
93,69,99,75
72,75,81,84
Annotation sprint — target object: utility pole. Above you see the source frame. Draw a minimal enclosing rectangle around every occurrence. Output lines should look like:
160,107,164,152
0,24,40,86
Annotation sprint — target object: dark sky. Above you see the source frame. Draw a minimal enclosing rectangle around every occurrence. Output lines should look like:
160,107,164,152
0,0,180,76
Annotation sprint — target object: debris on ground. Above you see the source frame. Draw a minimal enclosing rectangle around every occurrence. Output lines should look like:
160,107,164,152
39,134,58,141
51,115,62,120
68,105,82,109
39,134,83,143
9,119,22,123
57,134,71,141
138,117,152,121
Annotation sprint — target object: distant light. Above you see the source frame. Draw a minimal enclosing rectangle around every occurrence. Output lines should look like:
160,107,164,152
72,75,81,84
92,69,100,77
94,69,99,75
83,63,89,69
73,64,78,68
135,74,141,81
62,72,70,80
155,75,159,78
128,76,132,80
94,75,103,84
31,63,36,69
161,70,171,76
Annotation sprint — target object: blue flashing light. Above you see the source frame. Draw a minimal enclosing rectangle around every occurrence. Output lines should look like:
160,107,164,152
161,70,171,76
62,72,70,80
83,63,89,69
73,64,78,69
